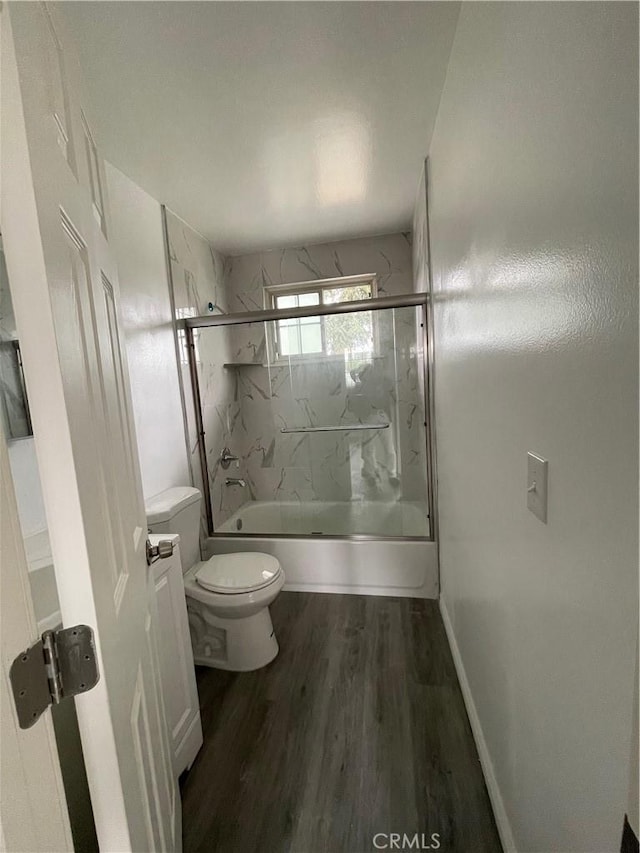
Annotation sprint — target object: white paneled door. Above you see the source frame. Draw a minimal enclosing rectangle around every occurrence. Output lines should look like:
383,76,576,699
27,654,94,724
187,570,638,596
1,4,179,851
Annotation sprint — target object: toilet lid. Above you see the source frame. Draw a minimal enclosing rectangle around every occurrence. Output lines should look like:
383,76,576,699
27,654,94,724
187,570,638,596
195,552,281,594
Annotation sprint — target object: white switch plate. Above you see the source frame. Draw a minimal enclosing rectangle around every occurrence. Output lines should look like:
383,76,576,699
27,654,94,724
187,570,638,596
527,452,548,523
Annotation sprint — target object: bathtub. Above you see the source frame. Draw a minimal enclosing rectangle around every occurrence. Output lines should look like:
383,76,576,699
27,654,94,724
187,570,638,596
207,500,438,599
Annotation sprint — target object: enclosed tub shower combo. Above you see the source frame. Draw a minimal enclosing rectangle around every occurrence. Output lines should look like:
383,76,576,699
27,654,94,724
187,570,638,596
181,290,438,600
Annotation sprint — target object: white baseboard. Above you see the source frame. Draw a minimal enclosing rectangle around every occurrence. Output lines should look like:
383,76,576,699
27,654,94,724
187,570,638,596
439,596,517,853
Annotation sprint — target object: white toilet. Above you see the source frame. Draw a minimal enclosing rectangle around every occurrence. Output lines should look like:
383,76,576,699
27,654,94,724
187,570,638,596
146,487,285,672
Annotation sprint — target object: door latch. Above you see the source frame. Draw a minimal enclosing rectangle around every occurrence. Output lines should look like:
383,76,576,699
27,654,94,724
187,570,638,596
146,538,174,565
10,625,99,729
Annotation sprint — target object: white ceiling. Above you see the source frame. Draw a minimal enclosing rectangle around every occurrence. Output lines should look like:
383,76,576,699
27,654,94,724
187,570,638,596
62,2,460,255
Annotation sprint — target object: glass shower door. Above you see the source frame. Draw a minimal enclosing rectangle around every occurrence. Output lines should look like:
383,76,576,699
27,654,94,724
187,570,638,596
194,302,430,538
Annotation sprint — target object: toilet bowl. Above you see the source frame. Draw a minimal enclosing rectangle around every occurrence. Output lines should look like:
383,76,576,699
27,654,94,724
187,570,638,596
184,552,285,671
145,486,285,672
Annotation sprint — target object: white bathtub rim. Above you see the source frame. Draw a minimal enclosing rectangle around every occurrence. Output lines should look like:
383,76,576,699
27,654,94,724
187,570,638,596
210,532,433,543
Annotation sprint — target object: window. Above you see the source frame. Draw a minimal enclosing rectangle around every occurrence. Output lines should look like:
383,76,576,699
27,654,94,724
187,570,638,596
265,274,377,359
273,290,323,356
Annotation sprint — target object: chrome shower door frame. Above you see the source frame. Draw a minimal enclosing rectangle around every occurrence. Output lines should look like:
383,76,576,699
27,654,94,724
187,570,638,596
181,292,436,543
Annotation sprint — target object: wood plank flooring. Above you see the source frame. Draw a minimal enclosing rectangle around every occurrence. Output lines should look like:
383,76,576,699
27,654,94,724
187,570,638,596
181,592,502,853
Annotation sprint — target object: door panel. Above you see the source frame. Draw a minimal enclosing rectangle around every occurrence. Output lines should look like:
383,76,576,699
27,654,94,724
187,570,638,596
1,4,179,850
40,3,76,171
152,543,203,776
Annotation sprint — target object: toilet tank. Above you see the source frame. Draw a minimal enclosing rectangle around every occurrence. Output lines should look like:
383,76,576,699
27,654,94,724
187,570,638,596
145,487,202,572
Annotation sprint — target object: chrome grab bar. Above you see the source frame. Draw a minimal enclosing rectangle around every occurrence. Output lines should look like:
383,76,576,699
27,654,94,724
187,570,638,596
280,423,390,434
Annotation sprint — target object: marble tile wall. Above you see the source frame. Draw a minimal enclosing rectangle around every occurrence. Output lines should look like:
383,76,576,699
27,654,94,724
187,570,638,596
215,233,430,525
165,210,244,539
225,232,414,313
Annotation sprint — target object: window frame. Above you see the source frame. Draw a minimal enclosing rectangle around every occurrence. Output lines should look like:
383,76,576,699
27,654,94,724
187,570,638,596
264,274,378,362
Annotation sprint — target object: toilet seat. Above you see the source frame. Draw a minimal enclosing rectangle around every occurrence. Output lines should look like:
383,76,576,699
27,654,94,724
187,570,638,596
195,552,282,594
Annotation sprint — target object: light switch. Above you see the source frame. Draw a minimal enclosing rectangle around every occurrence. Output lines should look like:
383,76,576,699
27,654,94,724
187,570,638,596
527,452,548,523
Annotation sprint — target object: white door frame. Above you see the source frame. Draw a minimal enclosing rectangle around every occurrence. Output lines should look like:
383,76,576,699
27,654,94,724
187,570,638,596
0,419,73,853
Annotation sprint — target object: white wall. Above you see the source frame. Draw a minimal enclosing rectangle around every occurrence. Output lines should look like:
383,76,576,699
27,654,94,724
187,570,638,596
106,164,190,500
426,4,638,852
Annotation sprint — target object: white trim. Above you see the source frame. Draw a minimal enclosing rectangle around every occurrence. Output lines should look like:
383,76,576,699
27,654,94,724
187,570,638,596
439,595,517,853
264,274,379,363
263,272,378,306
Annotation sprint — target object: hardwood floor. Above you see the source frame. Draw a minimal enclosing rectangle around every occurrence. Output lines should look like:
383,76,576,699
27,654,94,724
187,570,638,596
181,592,502,853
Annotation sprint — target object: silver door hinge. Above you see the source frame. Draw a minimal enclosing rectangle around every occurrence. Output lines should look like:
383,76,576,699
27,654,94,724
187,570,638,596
10,625,99,729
